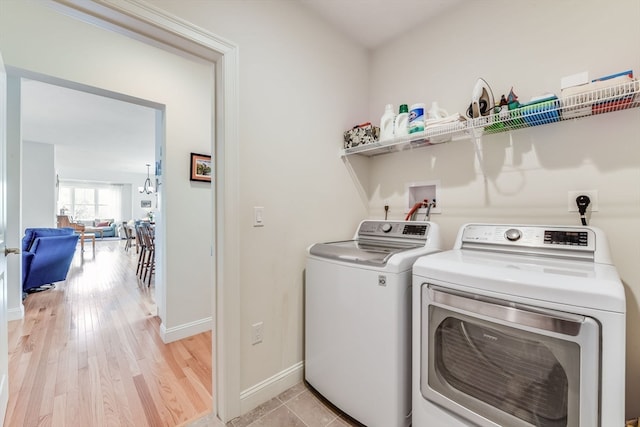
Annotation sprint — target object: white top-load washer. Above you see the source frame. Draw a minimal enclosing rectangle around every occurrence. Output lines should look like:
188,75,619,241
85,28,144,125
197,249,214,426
412,223,626,427
305,220,442,427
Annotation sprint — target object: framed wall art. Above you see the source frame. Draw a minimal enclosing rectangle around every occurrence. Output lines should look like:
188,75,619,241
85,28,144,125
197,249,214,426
190,153,212,182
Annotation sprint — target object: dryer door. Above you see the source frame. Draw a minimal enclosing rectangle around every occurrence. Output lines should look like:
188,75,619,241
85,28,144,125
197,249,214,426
420,284,600,427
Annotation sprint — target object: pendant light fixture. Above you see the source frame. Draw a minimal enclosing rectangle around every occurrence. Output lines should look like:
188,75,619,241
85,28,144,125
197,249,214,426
138,163,155,194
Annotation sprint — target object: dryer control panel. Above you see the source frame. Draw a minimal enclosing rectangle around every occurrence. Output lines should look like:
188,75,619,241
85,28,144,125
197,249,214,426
459,224,602,261
544,230,589,246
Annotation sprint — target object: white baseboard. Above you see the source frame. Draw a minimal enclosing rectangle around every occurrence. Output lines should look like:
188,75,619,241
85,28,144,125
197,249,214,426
239,361,304,415
7,304,24,322
159,316,212,343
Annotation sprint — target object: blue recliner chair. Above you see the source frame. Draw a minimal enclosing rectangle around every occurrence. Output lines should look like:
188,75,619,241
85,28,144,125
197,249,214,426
22,227,79,293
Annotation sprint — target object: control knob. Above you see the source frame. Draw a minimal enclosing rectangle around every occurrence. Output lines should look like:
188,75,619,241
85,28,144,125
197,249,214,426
504,228,521,241
381,223,393,233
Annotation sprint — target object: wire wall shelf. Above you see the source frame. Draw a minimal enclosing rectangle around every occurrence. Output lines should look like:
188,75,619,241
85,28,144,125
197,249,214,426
342,79,640,157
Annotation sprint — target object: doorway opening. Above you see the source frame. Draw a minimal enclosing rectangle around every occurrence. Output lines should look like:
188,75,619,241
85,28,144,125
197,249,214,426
10,69,165,317
22,78,160,234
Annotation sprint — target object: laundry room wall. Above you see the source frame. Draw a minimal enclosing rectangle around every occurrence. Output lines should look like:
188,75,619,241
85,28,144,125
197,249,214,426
151,0,370,411
366,0,640,418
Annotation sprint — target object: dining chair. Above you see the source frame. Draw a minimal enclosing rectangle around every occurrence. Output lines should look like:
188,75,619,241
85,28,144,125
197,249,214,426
138,223,155,286
134,223,147,278
122,221,136,252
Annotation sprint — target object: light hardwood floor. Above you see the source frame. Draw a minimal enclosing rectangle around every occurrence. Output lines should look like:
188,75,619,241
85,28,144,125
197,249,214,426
6,239,212,427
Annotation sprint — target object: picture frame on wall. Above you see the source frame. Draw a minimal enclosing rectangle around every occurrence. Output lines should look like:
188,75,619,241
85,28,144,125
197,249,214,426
141,200,152,208
190,153,212,182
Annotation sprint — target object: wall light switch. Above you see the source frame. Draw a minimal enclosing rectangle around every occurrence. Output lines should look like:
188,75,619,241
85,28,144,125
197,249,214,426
251,322,263,345
253,207,264,227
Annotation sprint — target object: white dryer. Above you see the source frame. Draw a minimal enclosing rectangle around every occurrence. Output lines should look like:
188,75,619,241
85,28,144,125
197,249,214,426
412,223,626,427
305,220,442,427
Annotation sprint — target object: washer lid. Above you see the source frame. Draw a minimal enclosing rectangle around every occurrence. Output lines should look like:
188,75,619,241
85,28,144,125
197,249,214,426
308,220,442,267
309,239,423,266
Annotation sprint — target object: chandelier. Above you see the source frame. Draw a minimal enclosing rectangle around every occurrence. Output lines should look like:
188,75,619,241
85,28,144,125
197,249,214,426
138,163,155,194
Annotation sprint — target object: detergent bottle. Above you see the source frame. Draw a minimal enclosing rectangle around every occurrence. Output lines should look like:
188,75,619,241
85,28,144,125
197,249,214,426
394,104,409,137
379,104,395,141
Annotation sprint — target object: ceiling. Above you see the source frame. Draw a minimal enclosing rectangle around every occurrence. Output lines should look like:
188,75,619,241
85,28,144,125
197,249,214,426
19,1,461,178
21,79,157,177
299,0,463,49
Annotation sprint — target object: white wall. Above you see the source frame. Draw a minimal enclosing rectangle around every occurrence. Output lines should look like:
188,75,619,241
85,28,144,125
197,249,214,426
0,1,213,340
152,0,370,408
367,0,640,418
22,141,55,229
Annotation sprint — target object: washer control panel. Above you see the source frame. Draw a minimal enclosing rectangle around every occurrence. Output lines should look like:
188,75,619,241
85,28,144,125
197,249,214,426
358,220,430,241
461,224,596,253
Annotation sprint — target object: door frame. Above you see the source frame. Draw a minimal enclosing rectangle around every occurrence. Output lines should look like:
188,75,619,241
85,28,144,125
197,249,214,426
0,52,11,425
47,0,242,421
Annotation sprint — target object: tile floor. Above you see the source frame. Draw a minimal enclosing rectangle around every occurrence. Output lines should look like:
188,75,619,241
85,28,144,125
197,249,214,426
188,382,365,427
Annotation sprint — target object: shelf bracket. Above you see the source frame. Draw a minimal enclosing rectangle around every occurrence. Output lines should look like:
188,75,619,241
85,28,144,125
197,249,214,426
471,128,488,179
341,154,370,208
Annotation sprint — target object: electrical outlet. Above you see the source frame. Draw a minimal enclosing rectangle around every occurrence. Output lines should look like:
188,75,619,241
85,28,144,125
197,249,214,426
251,322,263,345
567,190,599,212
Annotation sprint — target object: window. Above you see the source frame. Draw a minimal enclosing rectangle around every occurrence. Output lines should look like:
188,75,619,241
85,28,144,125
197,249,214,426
58,181,123,221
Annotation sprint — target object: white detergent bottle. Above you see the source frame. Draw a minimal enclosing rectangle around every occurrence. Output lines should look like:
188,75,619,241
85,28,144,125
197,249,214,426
394,104,409,137
379,104,395,141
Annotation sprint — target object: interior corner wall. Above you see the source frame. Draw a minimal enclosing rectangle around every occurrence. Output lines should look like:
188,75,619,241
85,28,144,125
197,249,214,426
151,0,370,409
0,1,213,339
22,141,55,229
367,0,640,418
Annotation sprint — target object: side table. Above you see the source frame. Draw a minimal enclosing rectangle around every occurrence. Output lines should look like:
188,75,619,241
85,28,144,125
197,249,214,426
80,233,96,252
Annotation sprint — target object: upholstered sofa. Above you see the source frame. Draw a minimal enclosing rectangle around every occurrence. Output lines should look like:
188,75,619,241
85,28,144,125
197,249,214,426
58,215,118,238
22,227,79,293
82,218,118,238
